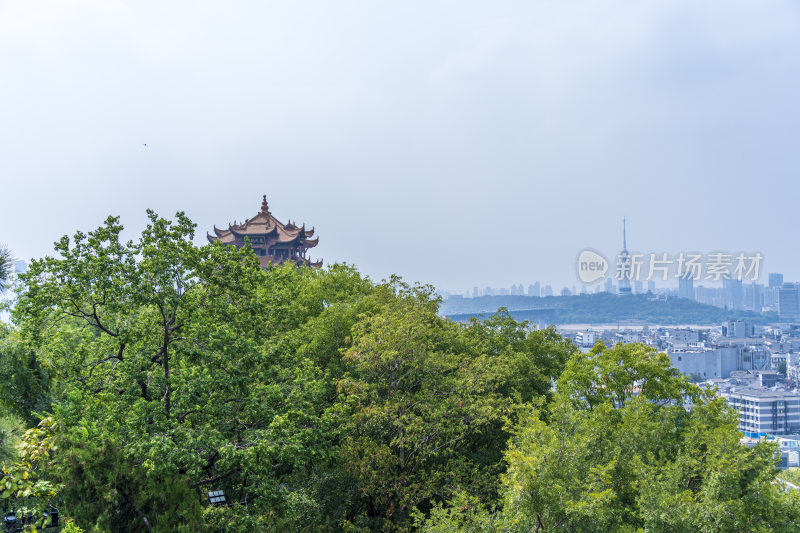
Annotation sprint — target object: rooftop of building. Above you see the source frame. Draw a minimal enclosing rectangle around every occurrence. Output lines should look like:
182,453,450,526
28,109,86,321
718,386,800,399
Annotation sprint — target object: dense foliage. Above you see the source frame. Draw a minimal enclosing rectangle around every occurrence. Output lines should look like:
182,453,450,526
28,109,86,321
1,212,797,531
420,343,800,532
1,212,573,531
0,245,14,293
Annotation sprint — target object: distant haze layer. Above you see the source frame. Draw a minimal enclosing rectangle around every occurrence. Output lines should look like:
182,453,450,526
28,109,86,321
2,1,799,291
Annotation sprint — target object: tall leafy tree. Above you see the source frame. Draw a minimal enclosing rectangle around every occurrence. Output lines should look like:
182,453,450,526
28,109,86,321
460,310,576,406
0,324,51,425
335,291,574,530
13,212,340,531
336,280,506,529
424,342,800,532
0,245,14,293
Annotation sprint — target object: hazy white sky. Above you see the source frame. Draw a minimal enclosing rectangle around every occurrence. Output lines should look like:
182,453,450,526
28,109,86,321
1,1,799,292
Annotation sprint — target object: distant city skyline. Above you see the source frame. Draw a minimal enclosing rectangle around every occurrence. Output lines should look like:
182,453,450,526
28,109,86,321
443,275,788,298
442,272,796,317
441,216,784,296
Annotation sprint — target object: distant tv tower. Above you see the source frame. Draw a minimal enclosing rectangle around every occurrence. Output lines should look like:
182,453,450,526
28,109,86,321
618,217,632,295
623,216,627,251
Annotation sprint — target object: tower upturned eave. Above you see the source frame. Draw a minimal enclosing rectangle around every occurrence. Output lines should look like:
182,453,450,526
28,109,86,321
207,194,322,268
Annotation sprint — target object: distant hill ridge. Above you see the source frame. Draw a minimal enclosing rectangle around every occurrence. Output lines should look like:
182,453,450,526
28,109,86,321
440,293,778,325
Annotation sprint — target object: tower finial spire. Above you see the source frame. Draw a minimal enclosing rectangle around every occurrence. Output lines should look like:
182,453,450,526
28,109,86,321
623,217,627,251
261,194,269,214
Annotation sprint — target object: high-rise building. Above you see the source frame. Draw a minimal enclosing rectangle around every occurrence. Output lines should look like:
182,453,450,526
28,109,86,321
723,320,756,338
723,278,744,310
543,285,554,297
528,281,541,297
770,273,785,289
744,283,763,312
678,272,694,300
647,280,656,293
604,277,615,294
721,388,800,435
764,285,780,311
779,283,800,321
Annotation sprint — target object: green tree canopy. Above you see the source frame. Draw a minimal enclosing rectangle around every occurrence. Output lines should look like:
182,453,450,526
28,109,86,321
9,211,573,531
423,342,800,532
0,245,14,293
13,212,334,530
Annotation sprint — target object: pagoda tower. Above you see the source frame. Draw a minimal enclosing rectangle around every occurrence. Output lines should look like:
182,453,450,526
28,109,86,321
207,195,322,268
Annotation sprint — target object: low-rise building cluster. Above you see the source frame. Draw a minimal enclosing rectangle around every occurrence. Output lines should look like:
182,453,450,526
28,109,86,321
560,321,800,461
